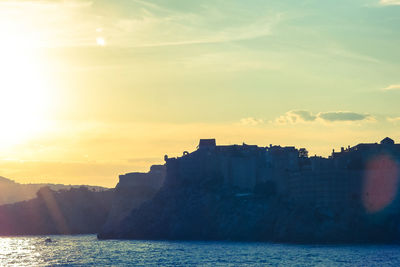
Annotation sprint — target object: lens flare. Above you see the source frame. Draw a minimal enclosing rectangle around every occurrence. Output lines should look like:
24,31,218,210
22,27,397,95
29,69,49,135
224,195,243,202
363,155,399,213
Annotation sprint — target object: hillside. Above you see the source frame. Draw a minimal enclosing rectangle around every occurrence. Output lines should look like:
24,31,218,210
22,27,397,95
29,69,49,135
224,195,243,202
0,186,114,235
0,176,107,205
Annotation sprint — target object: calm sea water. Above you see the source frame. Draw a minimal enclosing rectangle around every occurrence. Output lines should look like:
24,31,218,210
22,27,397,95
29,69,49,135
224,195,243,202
1,235,400,266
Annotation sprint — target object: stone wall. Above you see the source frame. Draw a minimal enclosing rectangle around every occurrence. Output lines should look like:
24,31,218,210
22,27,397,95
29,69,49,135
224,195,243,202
118,165,166,190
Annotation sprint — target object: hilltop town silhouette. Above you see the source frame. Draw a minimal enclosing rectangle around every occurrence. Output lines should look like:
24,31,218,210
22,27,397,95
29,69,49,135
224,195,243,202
99,137,400,243
117,137,400,210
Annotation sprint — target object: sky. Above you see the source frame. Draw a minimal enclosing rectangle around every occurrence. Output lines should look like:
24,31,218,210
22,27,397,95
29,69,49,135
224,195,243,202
0,0,399,187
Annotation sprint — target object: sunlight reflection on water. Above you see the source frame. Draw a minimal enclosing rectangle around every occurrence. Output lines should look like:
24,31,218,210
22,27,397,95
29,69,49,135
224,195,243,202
1,235,400,266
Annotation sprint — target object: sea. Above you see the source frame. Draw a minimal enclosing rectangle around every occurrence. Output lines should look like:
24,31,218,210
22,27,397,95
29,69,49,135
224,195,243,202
1,235,400,266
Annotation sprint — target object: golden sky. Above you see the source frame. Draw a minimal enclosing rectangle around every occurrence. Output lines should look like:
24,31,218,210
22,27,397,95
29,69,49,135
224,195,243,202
0,0,400,187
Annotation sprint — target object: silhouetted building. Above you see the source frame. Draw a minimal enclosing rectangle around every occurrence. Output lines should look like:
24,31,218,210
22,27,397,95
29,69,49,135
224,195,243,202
198,139,217,149
162,137,400,208
381,137,395,145
118,165,166,190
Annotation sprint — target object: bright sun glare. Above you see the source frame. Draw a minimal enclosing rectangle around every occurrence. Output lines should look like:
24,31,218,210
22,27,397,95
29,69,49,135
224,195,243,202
0,28,50,148
96,37,106,46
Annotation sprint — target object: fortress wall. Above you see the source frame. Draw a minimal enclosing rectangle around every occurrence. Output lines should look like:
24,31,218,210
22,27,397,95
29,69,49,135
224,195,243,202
178,156,202,181
119,173,149,187
230,157,257,190
218,155,231,185
118,165,166,190
287,170,363,207
165,149,264,191
165,158,180,187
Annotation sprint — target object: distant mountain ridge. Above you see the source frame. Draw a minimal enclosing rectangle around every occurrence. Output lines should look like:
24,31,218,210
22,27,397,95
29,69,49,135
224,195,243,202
0,176,107,205
0,176,15,183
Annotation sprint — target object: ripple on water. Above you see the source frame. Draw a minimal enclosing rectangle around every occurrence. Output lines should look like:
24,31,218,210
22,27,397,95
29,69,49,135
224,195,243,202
1,236,400,266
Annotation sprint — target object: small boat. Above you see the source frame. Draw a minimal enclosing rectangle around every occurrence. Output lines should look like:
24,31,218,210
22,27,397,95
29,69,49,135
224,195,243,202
44,238,52,243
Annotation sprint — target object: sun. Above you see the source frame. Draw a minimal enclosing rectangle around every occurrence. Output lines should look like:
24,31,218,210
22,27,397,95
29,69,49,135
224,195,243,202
0,35,50,148
96,37,106,46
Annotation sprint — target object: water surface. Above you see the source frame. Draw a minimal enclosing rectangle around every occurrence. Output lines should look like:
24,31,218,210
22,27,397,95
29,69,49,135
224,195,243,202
1,235,400,266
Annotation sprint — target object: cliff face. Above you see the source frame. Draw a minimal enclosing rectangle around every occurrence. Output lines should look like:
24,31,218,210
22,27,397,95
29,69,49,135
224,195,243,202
0,187,114,235
100,165,165,236
98,171,400,243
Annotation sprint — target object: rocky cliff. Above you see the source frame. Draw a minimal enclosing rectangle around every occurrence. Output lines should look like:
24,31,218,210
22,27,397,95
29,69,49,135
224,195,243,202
98,168,400,243
100,165,165,236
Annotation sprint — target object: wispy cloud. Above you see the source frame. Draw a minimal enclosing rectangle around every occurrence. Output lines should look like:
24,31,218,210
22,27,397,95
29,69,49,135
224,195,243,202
318,111,373,122
387,117,400,123
0,0,96,48
276,110,374,124
0,0,283,48
0,0,92,7
276,110,316,124
239,117,264,126
326,44,381,64
382,84,400,91
379,0,400,6
114,15,280,48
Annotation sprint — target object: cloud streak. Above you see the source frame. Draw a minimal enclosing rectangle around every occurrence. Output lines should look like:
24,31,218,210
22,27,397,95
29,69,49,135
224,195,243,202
387,117,400,123
318,111,371,122
276,110,374,124
239,117,264,126
0,0,282,48
276,110,316,124
382,84,400,91
379,0,400,6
